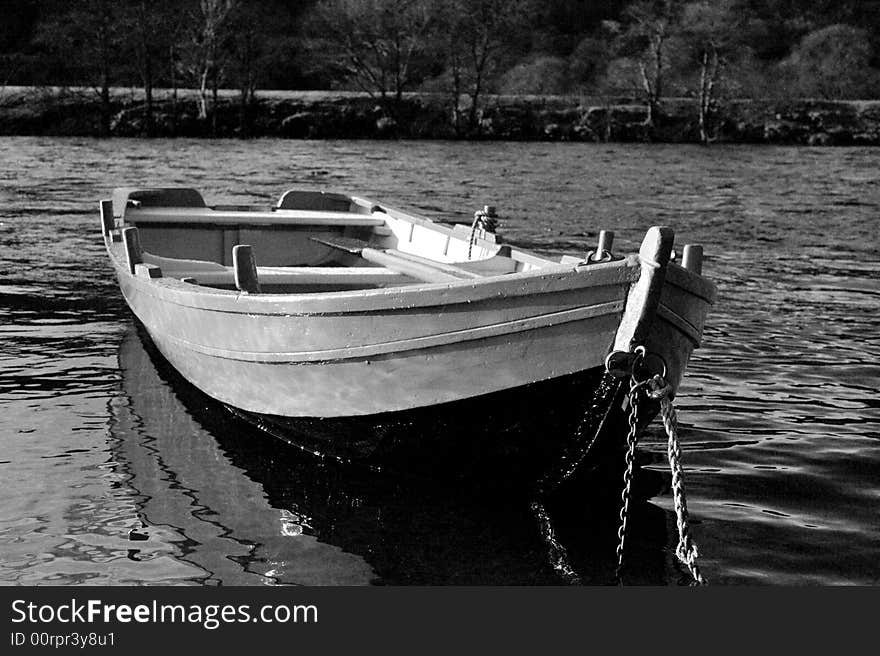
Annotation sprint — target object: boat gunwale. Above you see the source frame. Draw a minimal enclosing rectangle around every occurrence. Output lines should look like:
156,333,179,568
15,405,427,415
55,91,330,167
665,262,717,303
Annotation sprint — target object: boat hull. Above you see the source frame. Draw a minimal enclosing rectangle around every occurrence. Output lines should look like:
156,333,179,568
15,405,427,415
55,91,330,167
114,257,634,417
131,321,643,488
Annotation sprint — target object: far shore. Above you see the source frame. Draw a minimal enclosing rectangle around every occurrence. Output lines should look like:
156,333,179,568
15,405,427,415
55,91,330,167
1,86,878,146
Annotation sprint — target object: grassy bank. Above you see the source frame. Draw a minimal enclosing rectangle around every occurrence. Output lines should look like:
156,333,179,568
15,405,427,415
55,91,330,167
1,86,879,145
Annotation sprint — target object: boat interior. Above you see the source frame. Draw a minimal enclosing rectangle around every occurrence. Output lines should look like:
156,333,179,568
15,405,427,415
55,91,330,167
103,188,580,294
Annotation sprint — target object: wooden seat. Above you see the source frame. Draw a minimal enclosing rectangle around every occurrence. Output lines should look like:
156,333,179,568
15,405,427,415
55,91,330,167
452,245,518,276
277,190,355,212
113,187,205,218
233,244,261,293
123,206,385,227
141,251,414,288
112,187,384,227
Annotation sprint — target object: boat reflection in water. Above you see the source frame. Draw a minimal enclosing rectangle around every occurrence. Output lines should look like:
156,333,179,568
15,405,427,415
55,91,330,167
113,322,675,585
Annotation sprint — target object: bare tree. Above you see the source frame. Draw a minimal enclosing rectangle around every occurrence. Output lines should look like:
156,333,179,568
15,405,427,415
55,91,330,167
0,2,36,103
137,0,156,135
182,0,236,131
679,2,741,144
92,1,116,136
33,0,121,135
127,0,177,136
623,0,683,137
166,4,189,136
226,0,273,135
308,0,433,122
432,0,467,133
435,0,528,134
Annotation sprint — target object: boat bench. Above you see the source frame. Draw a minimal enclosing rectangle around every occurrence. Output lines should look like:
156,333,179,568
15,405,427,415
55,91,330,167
310,236,517,284
169,266,412,288
111,187,385,229
121,229,411,290
122,206,386,228
138,254,413,290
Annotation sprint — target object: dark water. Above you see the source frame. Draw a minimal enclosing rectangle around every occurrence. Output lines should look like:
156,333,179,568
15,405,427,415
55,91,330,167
1,137,877,585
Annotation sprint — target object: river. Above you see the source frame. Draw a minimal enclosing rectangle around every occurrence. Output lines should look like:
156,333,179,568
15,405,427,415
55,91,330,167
0,137,877,585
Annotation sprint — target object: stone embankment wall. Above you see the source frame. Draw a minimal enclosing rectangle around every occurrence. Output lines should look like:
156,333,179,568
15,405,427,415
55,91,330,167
1,88,878,145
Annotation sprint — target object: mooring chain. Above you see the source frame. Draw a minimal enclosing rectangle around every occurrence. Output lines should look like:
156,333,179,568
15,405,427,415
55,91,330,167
609,347,706,585
615,379,642,577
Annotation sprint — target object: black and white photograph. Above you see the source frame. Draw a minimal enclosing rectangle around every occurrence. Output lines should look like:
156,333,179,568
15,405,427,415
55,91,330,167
1,0,877,608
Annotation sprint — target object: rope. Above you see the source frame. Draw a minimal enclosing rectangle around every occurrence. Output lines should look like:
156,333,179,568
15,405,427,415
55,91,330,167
468,207,498,260
615,364,706,586
648,375,706,585
535,345,706,586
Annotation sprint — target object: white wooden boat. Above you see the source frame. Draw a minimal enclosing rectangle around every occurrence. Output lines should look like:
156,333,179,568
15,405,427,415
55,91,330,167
101,187,715,481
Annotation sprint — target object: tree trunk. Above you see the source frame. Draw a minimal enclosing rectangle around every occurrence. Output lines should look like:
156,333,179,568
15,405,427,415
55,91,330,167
139,0,154,137
100,76,110,137
639,62,656,137
468,79,482,133
238,31,252,137
99,29,111,137
239,86,248,137
602,99,613,142
211,69,219,137
198,67,209,121
698,51,709,145
467,36,489,133
468,53,485,135
450,55,463,136
393,35,403,125
394,86,403,128
698,47,719,145
239,75,254,138
170,45,178,136
144,58,154,137
98,15,111,137
639,32,666,142
653,35,663,105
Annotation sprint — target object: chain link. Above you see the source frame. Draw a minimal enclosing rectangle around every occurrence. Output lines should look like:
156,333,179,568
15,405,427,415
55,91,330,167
615,361,707,585
615,380,642,579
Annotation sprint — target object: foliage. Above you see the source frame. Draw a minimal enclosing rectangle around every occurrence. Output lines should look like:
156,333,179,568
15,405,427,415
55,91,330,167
778,24,880,99
568,33,617,91
499,57,570,96
428,0,530,132
305,0,433,119
676,1,745,142
1,0,878,105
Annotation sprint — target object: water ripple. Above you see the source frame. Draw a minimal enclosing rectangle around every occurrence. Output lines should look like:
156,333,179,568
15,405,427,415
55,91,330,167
0,137,877,585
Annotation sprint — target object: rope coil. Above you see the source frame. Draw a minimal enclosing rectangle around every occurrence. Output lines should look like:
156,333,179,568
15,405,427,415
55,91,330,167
468,206,499,259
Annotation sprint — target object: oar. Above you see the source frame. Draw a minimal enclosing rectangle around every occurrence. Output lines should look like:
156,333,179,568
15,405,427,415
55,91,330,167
311,236,480,283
